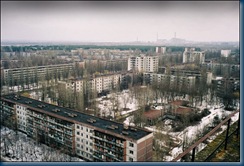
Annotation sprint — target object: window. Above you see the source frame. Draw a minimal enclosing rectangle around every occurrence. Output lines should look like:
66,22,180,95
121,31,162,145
129,150,133,155
129,157,133,162
129,142,134,147
77,125,80,129
77,143,80,148
86,147,88,151
76,138,80,142
77,132,80,135
86,135,88,138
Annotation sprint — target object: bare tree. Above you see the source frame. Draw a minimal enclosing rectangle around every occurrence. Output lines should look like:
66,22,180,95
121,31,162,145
121,92,130,110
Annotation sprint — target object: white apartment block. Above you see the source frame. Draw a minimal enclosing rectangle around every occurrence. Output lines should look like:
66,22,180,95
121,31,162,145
59,73,122,94
183,48,205,64
88,74,121,93
128,55,158,73
221,50,231,57
16,104,27,132
58,79,84,93
155,46,166,54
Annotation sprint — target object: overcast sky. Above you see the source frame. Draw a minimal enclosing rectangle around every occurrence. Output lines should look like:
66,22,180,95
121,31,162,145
1,1,239,43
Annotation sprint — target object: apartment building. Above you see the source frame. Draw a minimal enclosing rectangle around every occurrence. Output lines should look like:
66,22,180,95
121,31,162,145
128,55,158,73
201,62,240,77
144,73,196,90
221,50,231,58
183,48,205,64
2,63,75,86
170,69,213,85
213,77,240,97
1,94,153,162
155,46,166,54
58,78,84,93
58,73,122,94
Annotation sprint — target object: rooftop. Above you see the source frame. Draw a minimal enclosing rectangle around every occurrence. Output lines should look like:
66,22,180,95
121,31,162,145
143,109,162,119
174,106,193,115
170,100,189,107
2,94,151,141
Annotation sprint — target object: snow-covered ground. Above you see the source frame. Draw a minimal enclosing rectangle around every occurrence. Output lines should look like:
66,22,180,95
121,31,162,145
97,90,139,118
157,107,239,161
119,93,239,162
124,116,135,126
0,126,84,162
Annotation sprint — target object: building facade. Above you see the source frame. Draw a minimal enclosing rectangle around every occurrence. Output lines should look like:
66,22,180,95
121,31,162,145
221,50,231,58
201,62,240,77
144,72,196,90
183,48,205,64
213,77,240,97
58,73,122,94
155,47,166,54
128,55,158,73
2,63,75,87
1,94,153,162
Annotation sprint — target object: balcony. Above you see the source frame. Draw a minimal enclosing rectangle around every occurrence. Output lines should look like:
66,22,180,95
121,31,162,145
92,135,124,148
94,142,124,155
93,154,105,161
94,147,122,161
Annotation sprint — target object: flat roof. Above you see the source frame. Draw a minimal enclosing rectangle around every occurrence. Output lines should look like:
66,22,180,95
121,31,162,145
2,94,151,141
143,109,161,119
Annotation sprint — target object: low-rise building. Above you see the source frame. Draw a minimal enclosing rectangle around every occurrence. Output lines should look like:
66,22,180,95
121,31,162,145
169,100,193,115
143,109,162,125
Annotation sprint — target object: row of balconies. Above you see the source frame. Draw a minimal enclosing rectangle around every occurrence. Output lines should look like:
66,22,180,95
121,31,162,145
93,147,122,161
94,138,124,152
